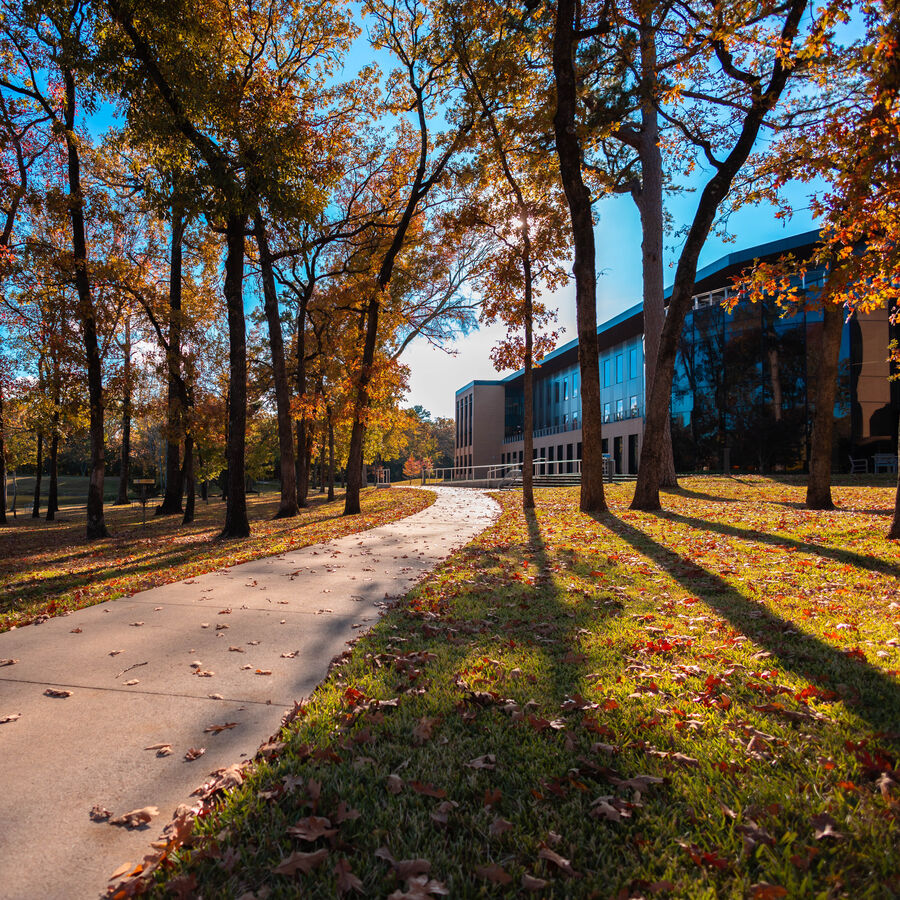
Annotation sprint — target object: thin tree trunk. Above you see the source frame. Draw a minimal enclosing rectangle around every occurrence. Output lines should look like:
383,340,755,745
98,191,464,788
344,296,380,515
552,0,606,513
116,317,132,505
633,16,677,488
47,427,59,521
318,436,326,494
889,412,900,539
806,301,845,509
157,205,184,514
327,412,335,501
221,213,250,538
295,299,310,508
631,0,807,510
63,66,107,539
254,216,298,517
32,433,43,518
522,241,535,511
0,385,7,526
182,433,195,524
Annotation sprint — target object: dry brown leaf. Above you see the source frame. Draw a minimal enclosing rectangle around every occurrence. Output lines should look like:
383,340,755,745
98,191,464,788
465,754,496,770
333,801,361,824
750,884,789,899
413,716,439,743
429,800,458,826
108,649,124,656
144,743,173,757
521,873,549,891
0,712,21,724
70,627,82,633
90,805,112,821
394,859,431,879
108,862,133,881
110,806,158,828
281,651,298,658
810,813,843,840
538,846,578,876
0,658,18,666
208,693,224,700
287,816,337,841
273,848,329,876
195,670,215,677
184,747,206,761
44,688,73,698
409,780,446,798
124,679,139,686
256,669,272,676
335,858,363,894
475,863,512,885
386,774,404,794
228,646,245,653
204,722,238,733
489,816,513,836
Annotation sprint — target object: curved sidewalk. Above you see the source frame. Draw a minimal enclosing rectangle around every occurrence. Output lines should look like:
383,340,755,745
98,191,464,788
0,487,498,900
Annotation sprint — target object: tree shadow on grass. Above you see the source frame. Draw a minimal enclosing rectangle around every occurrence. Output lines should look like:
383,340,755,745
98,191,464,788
657,509,900,579
591,512,900,735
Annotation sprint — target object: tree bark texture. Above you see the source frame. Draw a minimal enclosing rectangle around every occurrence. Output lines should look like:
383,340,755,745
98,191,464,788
182,433,195,525
47,427,59,521
806,301,844,509
522,239,535,510
633,16,677,488
31,433,43,518
157,206,185,514
116,317,132,505
344,296,381,515
631,0,807,511
889,413,900,539
552,0,606,512
328,413,336,501
0,385,7,526
64,67,107,538
220,213,250,538
295,299,310,508
254,216,299,517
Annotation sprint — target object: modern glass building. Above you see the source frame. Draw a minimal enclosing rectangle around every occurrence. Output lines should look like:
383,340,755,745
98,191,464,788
454,231,899,476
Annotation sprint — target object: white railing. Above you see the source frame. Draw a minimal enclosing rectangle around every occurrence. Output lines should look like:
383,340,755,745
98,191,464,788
436,456,616,483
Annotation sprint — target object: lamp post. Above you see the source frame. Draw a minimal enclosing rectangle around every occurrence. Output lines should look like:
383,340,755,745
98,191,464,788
133,478,155,528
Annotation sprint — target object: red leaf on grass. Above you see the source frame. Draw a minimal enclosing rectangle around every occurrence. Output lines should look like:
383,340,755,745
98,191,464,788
476,863,512,885
273,848,329,875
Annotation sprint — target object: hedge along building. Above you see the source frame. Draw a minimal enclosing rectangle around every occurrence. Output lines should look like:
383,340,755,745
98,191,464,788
454,231,900,477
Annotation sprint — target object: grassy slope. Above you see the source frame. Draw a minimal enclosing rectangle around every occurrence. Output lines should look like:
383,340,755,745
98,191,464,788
0,488,433,631
148,476,900,899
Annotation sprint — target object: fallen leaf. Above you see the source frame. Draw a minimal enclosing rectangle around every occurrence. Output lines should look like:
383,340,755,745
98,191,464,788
90,805,112,821
476,863,512,885
287,816,337,841
108,650,123,656
144,743,173,757
430,800,458,826
185,747,206,761
538,846,578,876
750,884,789,900
0,712,21,724
124,679,139,686
70,627,82,633
335,858,363,894
208,693,224,700
810,812,843,840
273,848,329,875
387,774,404,794
204,722,238,733
44,688,73,698
281,651,298,658
0,658,18,666
108,862,133,880
228,646,245,653
130,622,144,627
409,780,446,798
521,873,549,891
394,859,431,879
256,669,272,676
413,716,439,743
333,801,361,824
490,816,513,836
466,754,496,770
195,670,215,677
109,806,158,828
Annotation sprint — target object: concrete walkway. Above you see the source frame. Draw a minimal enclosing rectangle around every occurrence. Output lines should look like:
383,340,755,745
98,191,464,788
0,487,498,900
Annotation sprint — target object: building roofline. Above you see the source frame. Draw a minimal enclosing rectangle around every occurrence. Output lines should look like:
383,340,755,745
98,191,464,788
663,228,820,299
455,379,504,396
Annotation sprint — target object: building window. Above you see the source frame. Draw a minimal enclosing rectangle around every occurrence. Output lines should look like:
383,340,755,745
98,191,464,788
629,347,638,379
563,379,568,400
629,395,639,417
616,355,623,383
603,359,611,387
572,413,578,429
554,382,560,402
616,398,624,419
603,402,611,423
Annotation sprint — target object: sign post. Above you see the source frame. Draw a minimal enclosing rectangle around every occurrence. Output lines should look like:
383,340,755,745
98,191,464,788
133,479,155,528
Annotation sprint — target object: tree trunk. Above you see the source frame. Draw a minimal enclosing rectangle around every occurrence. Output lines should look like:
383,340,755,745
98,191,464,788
552,0,607,513
32,433,43,518
806,301,845,509
220,213,250,538
318,437,326,493
157,206,185,514
0,385,7,526
294,299,310,508
522,237,535,511
345,295,381,515
182,433,195,524
889,412,900,539
634,16,677,489
47,427,59,521
63,66,107,539
254,216,298,517
116,317,132,505
327,413,335,501
631,0,807,511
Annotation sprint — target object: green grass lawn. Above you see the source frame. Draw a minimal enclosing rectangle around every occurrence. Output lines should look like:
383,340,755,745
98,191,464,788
117,476,900,898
